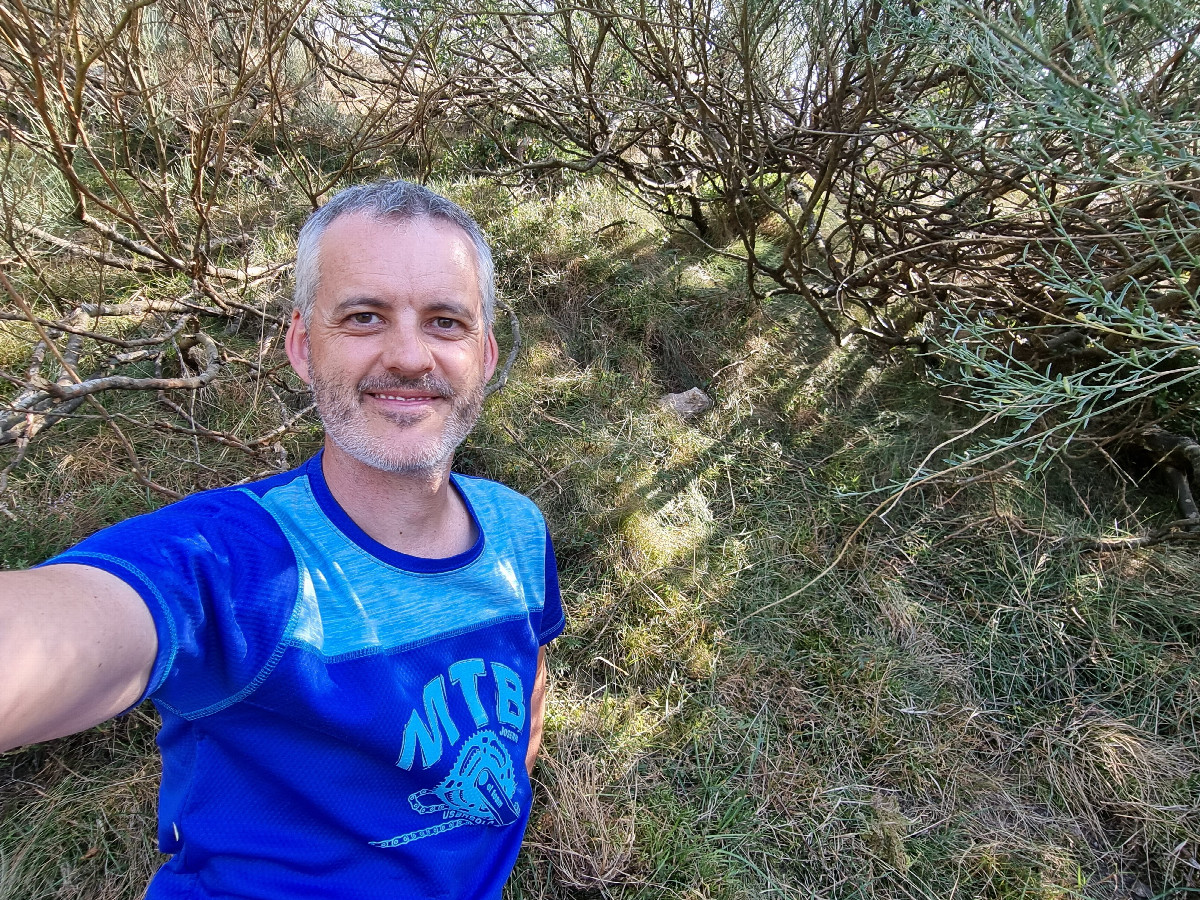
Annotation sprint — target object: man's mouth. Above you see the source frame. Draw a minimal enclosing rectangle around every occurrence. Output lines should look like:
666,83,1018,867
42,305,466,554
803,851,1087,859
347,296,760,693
358,377,454,404
368,392,440,402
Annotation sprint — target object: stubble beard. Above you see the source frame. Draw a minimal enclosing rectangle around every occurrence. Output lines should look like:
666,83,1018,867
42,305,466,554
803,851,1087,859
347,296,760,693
310,368,485,477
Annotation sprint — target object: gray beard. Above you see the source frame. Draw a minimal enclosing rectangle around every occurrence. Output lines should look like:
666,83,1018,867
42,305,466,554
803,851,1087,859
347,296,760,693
310,370,485,477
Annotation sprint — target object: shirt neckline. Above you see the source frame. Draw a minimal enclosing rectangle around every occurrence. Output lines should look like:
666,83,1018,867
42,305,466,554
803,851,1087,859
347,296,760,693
304,450,485,574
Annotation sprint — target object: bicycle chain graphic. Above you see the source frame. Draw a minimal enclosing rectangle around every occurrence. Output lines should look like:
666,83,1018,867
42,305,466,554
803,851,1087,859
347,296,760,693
370,730,519,850
369,818,468,849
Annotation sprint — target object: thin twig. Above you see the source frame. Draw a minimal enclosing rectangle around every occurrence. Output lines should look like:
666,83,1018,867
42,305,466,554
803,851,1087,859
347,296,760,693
1072,519,1200,553
484,298,521,398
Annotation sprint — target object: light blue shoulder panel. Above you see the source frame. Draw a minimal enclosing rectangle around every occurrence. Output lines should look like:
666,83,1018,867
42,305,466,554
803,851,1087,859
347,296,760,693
250,474,548,661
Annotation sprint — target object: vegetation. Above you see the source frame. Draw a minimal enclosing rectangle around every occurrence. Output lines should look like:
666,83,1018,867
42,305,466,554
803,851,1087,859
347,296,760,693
1,0,1199,897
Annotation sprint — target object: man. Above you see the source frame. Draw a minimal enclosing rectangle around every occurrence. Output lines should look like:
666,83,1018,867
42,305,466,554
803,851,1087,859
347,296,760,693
0,180,564,899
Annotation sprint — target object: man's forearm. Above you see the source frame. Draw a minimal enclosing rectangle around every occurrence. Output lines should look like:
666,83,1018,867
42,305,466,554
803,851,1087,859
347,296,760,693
0,565,156,752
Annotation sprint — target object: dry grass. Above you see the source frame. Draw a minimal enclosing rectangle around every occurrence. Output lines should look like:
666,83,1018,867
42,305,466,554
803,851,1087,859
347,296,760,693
0,711,162,900
527,734,643,892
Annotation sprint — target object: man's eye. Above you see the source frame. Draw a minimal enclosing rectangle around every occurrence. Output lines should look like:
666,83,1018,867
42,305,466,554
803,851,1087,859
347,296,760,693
434,317,458,329
350,312,378,325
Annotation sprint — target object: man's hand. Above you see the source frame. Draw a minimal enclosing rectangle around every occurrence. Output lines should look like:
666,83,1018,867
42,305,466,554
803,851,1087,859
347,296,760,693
525,646,548,775
0,565,156,753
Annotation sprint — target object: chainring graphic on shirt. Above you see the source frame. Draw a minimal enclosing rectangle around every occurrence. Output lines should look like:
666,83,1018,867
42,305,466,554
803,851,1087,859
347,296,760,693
370,730,519,849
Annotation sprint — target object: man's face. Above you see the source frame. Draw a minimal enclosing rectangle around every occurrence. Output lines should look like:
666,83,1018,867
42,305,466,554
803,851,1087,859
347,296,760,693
285,214,498,477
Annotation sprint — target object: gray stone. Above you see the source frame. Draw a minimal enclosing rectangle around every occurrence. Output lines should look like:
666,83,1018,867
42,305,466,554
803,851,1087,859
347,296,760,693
659,387,713,419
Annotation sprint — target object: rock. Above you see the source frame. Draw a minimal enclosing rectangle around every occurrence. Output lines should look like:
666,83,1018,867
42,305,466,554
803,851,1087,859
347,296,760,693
659,387,712,419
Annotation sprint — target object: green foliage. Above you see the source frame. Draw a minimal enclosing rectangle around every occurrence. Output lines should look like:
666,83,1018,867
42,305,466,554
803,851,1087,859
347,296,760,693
930,285,1200,471
893,0,1200,473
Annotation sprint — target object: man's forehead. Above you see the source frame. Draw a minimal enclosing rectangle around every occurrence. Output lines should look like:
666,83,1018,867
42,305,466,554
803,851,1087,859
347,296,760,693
313,213,483,312
321,212,472,252
318,215,477,283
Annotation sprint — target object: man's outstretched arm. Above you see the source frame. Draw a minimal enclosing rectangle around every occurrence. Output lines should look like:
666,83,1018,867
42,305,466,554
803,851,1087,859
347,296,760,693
0,564,156,753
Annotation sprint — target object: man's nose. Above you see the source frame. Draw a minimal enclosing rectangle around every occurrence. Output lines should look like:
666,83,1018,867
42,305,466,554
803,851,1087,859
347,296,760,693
381,319,434,375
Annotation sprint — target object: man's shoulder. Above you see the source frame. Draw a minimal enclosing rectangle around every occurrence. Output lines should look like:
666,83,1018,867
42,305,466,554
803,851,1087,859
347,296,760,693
451,472,545,522
227,456,317,501
153,465,306,522
160,454,318,512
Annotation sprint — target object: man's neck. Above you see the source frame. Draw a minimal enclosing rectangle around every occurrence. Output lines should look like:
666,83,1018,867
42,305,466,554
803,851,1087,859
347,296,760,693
319,442,476,559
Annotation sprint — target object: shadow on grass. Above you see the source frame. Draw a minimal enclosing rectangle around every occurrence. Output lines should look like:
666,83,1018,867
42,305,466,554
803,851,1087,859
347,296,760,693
480,227,1200,899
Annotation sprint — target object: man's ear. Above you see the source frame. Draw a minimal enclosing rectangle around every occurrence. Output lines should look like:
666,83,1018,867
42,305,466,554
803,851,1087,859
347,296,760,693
484,328,499,384
284,310,312,385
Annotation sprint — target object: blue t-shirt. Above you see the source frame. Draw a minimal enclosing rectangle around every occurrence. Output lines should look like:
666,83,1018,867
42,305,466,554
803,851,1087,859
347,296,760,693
44,453,564,900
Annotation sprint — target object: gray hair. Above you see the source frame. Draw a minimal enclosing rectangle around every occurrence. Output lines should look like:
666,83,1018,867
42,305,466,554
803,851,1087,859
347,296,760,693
293,180,496,327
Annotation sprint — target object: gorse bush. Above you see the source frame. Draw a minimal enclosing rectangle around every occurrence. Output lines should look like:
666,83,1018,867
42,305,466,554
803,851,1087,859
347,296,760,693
906,0,1200,488
402,0,1200,509
2,0,1198,505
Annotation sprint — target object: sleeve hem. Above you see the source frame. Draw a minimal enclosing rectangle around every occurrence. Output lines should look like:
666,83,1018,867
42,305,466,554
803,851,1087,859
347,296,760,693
538,613,566,646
